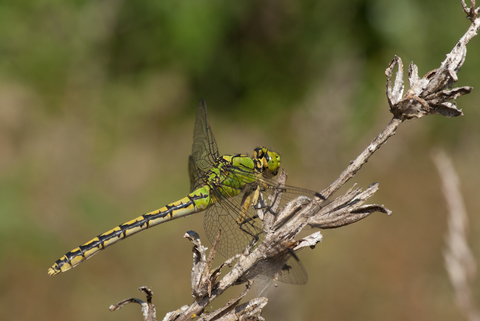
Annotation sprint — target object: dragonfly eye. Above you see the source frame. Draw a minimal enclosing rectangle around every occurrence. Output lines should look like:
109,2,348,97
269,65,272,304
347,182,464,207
265,150,281,176
265,152,271,163
254,147,280,176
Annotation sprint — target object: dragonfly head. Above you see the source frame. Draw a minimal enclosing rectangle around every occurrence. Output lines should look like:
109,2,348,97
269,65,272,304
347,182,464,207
253,147,281,177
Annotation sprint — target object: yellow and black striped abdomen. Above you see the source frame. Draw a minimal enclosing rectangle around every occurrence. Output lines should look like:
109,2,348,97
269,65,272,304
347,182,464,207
47,187,211,276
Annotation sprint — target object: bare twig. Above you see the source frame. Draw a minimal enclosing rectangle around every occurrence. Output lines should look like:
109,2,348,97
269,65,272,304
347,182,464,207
321,1,479,200
110,286,157,321
433,150,480,321
113,2,480,320
186,230,227,298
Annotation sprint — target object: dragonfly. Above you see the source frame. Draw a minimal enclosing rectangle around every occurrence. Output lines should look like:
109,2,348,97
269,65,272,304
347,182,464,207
48,100,319,283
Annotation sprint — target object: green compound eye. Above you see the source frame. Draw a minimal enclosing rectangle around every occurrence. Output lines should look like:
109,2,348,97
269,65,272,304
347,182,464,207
265,150,281,175
253,147,280,175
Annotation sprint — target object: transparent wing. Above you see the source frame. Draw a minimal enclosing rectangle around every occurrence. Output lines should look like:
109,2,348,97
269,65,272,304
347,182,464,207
204,190,264,258
249,250,308,286
204,169,321,257
274,252,308,285
250,174,323,212
239,245,308,286
204,168,319,256
188,155,202,193
190,99,220,177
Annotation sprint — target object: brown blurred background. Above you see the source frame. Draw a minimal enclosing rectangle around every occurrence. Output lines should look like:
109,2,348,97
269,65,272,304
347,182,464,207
0,0,479,320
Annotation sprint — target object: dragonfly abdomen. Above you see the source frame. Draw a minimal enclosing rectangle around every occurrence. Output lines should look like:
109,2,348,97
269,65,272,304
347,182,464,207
47,187,211,276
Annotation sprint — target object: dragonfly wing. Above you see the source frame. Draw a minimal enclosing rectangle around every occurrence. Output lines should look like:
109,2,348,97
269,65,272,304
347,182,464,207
234,243,308,285
188,155,203,193
204,173,321,258
246,250,308,285
274,253,308,285
191,99,220,175
204,191,264,258
253,175,323,209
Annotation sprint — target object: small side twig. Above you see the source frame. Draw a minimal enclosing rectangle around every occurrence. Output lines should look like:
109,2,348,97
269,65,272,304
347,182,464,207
109,286,157,321
186,230,227,298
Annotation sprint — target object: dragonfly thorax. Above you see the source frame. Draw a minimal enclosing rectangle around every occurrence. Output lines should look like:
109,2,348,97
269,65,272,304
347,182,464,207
253,147,281,178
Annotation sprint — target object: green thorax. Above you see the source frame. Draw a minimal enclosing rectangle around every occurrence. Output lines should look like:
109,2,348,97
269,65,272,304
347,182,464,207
204,147,281,202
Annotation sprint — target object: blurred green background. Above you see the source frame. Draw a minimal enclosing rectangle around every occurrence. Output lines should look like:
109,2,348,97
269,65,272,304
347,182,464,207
0,0,479,320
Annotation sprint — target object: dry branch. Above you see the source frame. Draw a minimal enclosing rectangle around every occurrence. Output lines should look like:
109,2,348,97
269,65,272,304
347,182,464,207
111,2,480,320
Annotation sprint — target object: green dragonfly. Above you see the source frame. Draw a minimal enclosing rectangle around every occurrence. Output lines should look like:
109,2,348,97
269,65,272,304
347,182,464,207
48,100,319,283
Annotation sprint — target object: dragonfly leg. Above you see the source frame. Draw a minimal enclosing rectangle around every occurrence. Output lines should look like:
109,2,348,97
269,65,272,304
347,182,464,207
236,187,263,244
